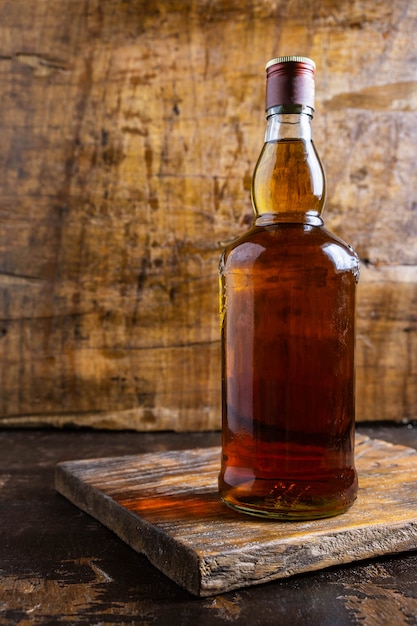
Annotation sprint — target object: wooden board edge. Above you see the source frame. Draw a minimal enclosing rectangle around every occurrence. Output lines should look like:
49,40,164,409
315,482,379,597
55,463,203,596
198,520,417,595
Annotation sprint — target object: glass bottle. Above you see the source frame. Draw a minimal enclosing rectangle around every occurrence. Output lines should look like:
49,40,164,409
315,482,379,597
218,56,360,520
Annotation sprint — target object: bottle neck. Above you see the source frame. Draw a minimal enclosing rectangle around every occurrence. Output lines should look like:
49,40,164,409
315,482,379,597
265,109,313,142
251,109,326,226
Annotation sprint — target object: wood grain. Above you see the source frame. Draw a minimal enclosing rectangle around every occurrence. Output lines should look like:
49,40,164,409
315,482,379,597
55,434,417,596
1,1,417,429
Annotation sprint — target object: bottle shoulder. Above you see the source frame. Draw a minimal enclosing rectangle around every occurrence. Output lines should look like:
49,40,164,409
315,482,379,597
220,224,360,279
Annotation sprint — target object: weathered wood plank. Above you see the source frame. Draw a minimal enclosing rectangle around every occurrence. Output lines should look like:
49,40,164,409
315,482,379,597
2,427,417,623
55,435,417,596
1,0,417,428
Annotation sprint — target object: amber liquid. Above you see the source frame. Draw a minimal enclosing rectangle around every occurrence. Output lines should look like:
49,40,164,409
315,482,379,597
219,133,359,519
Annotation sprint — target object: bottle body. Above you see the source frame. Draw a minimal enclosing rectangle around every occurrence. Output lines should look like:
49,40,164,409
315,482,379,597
218,58,359,519
219,220,359,519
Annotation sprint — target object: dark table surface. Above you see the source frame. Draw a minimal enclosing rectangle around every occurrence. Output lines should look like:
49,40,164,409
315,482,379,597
1,424,417,625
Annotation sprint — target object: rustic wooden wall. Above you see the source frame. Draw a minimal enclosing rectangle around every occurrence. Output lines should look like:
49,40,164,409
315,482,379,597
0,0,416,430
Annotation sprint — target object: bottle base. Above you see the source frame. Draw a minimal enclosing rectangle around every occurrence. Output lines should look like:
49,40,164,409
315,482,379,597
219,473,358,521
221,495,356,520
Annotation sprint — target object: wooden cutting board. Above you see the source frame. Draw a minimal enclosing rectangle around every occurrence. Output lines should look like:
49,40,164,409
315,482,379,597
55,435,417,597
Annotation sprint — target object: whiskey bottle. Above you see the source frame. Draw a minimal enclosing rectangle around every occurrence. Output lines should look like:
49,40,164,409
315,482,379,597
219,56,360,520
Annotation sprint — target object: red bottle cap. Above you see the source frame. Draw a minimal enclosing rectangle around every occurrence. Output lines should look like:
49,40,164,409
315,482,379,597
265,56,315,112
